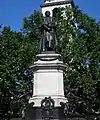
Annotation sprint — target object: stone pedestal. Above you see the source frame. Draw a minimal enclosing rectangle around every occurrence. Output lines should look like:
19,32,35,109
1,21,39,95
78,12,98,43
29,52,67,107
26,52,86,120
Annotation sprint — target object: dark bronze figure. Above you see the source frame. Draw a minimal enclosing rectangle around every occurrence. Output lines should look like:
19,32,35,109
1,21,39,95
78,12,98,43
21,104,26,120
60,87,90,116
40,11,57,52
41,97,55,120
60,102,69,116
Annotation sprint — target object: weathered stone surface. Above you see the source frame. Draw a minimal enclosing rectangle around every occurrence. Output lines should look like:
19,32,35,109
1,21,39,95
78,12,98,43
29,53,67,107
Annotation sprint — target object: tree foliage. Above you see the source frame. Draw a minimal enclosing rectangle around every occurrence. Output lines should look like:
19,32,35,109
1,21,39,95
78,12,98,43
56,6,100,112
0,10,43,119
0,26,37,118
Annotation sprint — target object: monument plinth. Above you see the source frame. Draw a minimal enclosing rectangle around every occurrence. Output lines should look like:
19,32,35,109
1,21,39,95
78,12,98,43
26,52,68,119
27,52,86,120
29,52,67,107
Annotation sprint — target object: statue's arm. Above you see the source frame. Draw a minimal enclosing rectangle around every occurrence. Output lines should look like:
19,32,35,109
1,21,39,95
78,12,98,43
42,24,50,31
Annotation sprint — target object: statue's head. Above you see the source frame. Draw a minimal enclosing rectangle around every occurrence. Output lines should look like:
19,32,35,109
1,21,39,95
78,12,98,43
45,11,50,17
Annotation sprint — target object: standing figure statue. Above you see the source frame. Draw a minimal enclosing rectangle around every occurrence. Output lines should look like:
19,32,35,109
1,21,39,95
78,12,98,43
40,11,57,52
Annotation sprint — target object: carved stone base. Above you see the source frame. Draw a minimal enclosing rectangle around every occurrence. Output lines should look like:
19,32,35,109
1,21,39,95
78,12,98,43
29,53,67,107
26,106,86,120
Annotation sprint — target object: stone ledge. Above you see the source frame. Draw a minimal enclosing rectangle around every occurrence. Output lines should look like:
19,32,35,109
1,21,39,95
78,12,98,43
29,95,67,107
40,0,72,7
36,53,61,61
32,63,66,71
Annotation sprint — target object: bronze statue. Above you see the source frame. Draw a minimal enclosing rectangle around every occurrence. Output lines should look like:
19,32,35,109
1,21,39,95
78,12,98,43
40,11,57,52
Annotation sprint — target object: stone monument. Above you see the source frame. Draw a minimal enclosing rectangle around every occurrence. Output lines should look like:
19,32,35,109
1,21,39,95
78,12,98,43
26,0,86,120
27,10,67,119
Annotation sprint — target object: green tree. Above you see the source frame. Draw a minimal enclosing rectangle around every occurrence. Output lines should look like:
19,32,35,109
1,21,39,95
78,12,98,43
22,10,43,52
56,6,100,112
0,10,43,118
0,26,37,118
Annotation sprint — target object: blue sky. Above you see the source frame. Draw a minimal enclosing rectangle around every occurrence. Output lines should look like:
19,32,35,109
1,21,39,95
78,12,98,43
0,0,100,31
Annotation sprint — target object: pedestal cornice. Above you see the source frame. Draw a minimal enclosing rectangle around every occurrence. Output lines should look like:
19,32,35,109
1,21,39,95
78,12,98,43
32,63,66,71
40,0,72,7
30,53,66,71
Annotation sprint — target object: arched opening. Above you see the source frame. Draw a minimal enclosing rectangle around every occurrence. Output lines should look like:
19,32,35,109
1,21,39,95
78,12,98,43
53,8,59,17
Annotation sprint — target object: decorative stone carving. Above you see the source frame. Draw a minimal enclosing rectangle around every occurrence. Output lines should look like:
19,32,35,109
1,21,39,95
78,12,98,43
41,97,55,120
